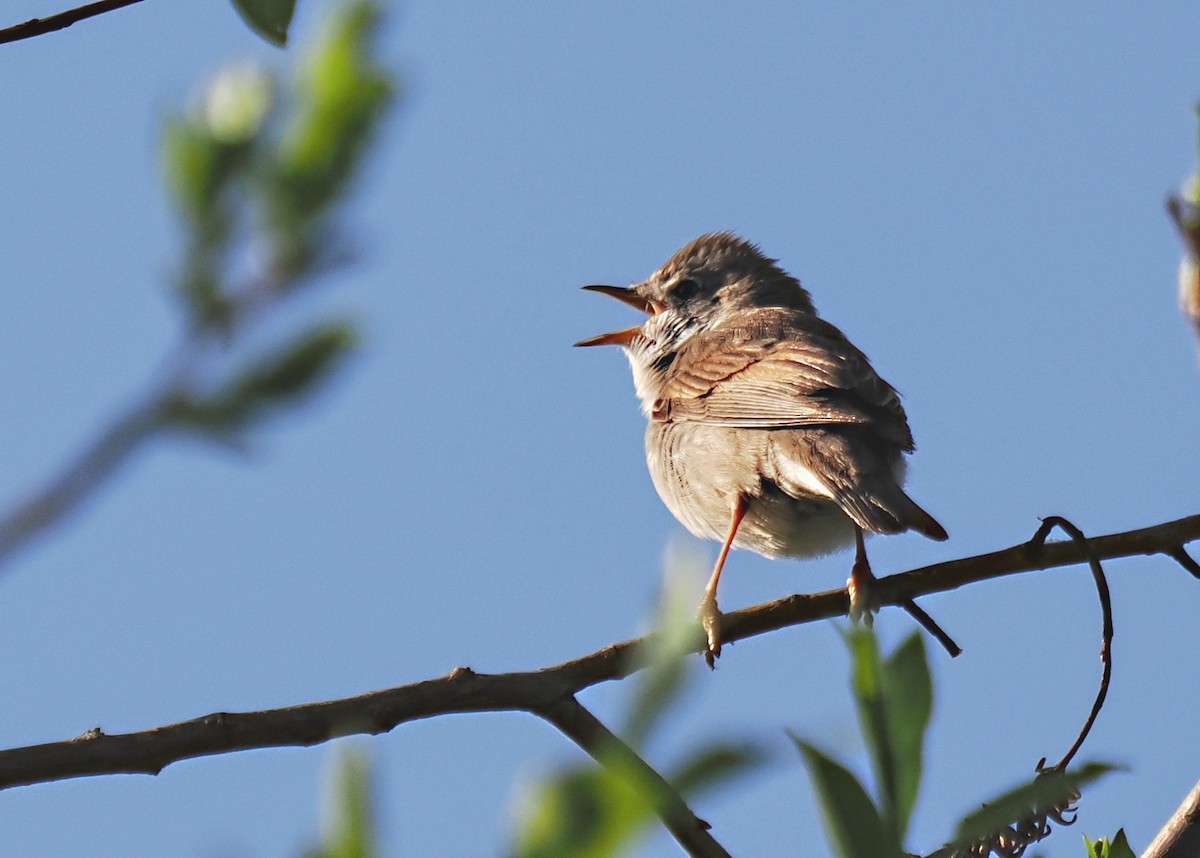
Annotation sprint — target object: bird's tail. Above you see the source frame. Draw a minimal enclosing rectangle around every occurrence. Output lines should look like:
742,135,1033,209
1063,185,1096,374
900,493,948,541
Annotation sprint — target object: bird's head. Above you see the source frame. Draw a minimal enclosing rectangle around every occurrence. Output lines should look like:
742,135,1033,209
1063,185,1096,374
575,232,814,354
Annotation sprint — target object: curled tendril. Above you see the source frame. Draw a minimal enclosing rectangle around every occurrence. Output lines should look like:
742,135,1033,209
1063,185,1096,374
1029,517,1113,772
935,515,1105,858
949,787,1080,858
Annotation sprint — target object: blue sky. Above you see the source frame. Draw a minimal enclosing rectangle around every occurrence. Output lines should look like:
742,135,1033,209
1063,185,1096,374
1,2,1199,856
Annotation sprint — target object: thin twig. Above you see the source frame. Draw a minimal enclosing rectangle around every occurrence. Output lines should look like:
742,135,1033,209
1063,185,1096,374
1166,545,1200,578
898,596,962,657
538,696,731,858
1028,517,1113,772
0,397,165,567
0,0,146,45
0,276,315,570
1,513,1197,793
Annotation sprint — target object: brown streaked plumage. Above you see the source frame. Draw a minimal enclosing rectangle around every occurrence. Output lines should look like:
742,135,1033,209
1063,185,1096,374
577,232,955,664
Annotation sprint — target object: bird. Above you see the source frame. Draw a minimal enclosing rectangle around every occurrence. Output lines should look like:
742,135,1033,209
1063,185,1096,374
575,232,956,665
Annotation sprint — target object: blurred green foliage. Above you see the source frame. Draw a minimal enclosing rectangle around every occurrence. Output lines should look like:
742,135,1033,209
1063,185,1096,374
848,627,931,844
266,582,1129,856
508,568,767,858
269,1,392,277
158,0,391,440
305,749,377,858
793,627,930,858
949,763,1115,852
794,626,1117,858
292,620,1127,856
161,322,357,433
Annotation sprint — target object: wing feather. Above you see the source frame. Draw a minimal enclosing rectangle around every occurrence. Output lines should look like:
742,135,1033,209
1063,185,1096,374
656,309,914,450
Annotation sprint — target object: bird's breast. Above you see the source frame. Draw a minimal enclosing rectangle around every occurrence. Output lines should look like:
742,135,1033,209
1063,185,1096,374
643,422,856,559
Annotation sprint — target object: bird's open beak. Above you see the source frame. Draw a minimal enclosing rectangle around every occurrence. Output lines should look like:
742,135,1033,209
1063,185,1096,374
580,284,654,313
575,284,652,347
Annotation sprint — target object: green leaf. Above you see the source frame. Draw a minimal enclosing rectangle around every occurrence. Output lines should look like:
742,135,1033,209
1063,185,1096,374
846,627,931,844
951,763,1118,850
880,632,932,837
510,759,648,858
1108,829,1136,858
621,562,700,747
622,645,687,749
162,114,236,324
306,749,376,858
267,0,393,277
846,628,892,828
230,322,356,401
512,558,765,857
162,114,256,226
511,563,763,856
163,321,356,433
1084,829,1135,858
163,61,278,327
162,118,222,225
794,738,902,858
512,739,762,858
279,0,390,178
669,742,768,796
230,0,297,47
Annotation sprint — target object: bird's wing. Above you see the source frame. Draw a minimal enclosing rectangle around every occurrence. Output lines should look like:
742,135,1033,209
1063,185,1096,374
656,311,914,448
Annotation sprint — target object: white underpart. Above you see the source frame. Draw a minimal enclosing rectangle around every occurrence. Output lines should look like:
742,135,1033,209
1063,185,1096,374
623,312,701,417
772,455,836,499
625,349,660,417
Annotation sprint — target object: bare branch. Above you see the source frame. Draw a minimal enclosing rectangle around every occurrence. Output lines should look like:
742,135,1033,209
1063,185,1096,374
0,665,581,789
722,513,1200,646
538,696,731,858
1144,778,1200,858
0,0,146,46
1,513,1197,794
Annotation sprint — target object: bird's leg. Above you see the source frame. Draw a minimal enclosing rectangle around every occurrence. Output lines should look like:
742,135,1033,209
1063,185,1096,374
848,525,877,624
850,525,963,657
700,494,749,668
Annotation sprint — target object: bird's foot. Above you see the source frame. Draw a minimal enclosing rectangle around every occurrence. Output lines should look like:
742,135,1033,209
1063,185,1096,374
849,532,962,657
699,593,723,668
847,556,878,625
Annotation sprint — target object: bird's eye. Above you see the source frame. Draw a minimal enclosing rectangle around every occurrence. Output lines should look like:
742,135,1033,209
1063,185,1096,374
670,278,699,301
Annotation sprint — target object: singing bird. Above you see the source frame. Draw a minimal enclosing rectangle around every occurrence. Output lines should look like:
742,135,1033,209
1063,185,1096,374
577,232,955,664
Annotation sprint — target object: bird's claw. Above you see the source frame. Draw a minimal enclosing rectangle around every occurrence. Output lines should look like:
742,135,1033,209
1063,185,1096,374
699,594,723,668
848,558,878,626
